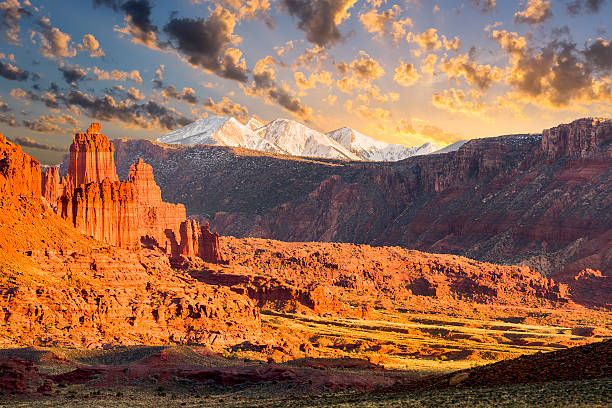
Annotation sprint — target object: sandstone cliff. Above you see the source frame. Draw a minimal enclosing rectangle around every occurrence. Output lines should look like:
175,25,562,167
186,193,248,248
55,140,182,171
58,179,140,251
128,158,185,251
0,134,41,199
67,123,118,188
41,166,63,206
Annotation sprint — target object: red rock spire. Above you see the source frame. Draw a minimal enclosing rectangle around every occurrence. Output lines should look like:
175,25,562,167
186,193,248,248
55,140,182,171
67,123,119,188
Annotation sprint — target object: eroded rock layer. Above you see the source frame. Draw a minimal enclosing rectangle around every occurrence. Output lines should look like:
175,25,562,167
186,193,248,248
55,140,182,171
111,118,612,305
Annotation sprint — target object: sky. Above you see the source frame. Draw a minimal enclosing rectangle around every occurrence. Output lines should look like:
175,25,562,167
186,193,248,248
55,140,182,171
0,0,610,164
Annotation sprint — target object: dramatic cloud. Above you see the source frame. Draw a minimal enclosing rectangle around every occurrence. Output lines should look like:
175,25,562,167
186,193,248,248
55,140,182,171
78,34,105,57
583,38,612,72
0,59,28,81
393,61,420,87
280,0,358,48
32,17,77,59
359,4,412,42
164,6,248,82
204,96,249,122
492,29,612,108
514,0,553,25
60,90,191,130
565,0,606,15
0,0,31,45
127,87,145,101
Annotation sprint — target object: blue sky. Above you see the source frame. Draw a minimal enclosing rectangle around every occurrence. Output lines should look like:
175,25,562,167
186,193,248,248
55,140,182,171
0,0,610,163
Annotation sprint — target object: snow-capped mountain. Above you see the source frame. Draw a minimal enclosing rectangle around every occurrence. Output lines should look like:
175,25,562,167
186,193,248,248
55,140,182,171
326,127,440,161
255,119,362,160
246,116,265,131
158,116,445,161
157,117,284,153
433,140,468,154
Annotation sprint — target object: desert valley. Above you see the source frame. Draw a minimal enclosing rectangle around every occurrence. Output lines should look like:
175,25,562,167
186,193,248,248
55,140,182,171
0,0,611,406
0,116,609,407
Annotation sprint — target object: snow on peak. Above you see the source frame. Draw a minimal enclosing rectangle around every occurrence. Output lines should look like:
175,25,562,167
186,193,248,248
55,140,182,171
257,119,362,160
158,116,445,161
326,127,440,161
157,116,283,153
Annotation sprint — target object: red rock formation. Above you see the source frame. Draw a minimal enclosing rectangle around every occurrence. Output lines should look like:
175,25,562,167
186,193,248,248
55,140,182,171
179,219,200,257
542,117,612,159
200,222,224,263
41,166,62,206
59,179,139,250
67,123,118,189
0,133,41,199
128,158,185,249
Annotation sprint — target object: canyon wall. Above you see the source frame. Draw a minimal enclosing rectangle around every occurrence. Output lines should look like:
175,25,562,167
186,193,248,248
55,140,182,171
128,158,185,250
111,119,612,305
0,134,41,199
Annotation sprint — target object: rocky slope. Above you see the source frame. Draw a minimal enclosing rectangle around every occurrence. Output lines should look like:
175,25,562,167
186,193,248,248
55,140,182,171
112,118,612,306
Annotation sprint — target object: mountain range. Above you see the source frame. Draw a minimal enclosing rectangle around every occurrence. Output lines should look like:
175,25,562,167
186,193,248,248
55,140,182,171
157,116,445,161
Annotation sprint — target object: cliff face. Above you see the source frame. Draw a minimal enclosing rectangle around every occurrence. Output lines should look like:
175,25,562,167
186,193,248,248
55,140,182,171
542,118,612,159
0,134,41,199
41,166,63,206
176,220,225,263
128,158,186,251
112,119,612,305
67,123,119,188
58,179,140,251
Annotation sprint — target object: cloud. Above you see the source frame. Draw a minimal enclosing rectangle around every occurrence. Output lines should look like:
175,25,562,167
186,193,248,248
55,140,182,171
78,34,105,57
335,51,385,93
163,6,248,82
359,4,412,42
583,38,612,72
565,0,606,15
0,0,31,45
514,0,553,25
267,84,313,120
21,113,79,135
160,86,198,104
280,0,358,48
8,135,68,150
32,16,77,59
393,61,420,86
127,87,145,100
439,54,504,90
191,0,273,26
491,29,612,108
59,89,192,130
204,96,249,121
253,55,277,89
432,88,489,119
344,100,391,120
0,113,16,126
10,87,59,108
407,28,460,56
93,66,143,83
294,70,332,89
468,0,497,12
0,96,8,112
58,63,88,84
0,59,28,81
